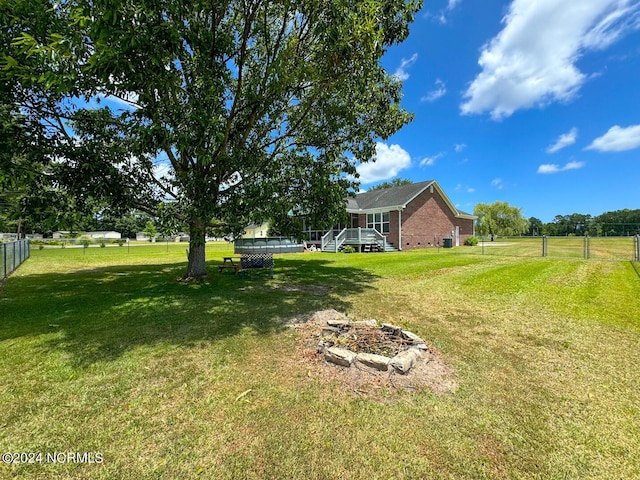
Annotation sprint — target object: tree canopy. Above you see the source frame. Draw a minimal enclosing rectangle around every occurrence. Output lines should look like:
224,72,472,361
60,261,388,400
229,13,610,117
474,202,529,238
2,0,422,277
367,178,413,191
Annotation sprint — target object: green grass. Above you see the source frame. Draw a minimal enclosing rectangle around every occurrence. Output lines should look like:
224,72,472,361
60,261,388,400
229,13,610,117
1,244,640,479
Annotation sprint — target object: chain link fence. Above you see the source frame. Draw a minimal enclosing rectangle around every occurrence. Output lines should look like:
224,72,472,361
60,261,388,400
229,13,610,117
460,235,640,261
1,240,31,280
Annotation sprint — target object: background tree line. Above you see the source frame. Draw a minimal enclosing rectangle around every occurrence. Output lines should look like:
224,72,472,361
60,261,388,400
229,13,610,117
473,202,640,239
527,210,640,237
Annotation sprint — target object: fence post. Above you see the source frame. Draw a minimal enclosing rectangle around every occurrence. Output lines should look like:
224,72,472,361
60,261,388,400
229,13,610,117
635,235,640,261
542,236,547,257
2,243,5,279
583,236,589,259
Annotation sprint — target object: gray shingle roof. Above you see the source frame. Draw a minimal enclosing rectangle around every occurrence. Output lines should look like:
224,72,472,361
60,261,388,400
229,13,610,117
350,180,435,210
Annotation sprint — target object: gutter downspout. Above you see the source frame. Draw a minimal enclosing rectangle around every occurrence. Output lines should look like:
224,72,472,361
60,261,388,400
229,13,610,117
398,207,402,251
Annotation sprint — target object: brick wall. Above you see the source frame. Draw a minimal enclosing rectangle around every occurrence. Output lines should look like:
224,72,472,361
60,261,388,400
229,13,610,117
400,187,474,249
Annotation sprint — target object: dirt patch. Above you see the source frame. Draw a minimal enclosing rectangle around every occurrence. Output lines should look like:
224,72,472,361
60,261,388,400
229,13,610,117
289,310,458,397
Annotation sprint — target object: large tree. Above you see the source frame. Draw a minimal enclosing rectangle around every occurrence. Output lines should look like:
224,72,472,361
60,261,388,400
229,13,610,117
4,0,421,278
474,201,529,238
527,216,543,236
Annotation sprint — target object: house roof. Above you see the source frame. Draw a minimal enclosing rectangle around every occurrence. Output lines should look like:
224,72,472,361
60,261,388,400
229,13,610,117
352,180,435,210
347,180,476,219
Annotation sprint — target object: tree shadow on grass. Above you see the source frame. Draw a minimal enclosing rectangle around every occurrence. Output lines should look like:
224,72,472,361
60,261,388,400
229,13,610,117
0,256,379,367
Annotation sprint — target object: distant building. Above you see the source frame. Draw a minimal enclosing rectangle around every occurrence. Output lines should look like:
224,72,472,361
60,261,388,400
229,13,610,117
136,232,157,242
138,232,190,242
87,231,121,240
242,222,270,238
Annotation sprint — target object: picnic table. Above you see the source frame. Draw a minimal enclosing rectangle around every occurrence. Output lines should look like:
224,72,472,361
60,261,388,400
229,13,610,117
218,256,241,273
218,254,274,277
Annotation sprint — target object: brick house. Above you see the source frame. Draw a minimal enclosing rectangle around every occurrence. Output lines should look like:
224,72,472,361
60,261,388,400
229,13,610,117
315,180,476,251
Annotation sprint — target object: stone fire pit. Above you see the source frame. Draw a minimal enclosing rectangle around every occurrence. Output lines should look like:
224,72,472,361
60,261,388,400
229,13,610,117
313,310,429,374
289,309,458,395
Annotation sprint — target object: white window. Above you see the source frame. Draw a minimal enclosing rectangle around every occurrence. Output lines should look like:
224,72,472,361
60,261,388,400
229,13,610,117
367,212,390,234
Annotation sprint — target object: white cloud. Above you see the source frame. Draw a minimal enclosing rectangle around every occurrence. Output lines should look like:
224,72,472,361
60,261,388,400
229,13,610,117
454,143,467,152
547,127,578,153
537,161,585,174
428,0,462,23
421,79,447,102
419,152,445,167
455,183,475,193
357,142,412,184
586,124,640,151
393,53,418,81
461,0,640,119
491,178,504,190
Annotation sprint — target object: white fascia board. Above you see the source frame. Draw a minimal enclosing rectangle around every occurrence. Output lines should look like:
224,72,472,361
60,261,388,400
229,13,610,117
346,205,404,215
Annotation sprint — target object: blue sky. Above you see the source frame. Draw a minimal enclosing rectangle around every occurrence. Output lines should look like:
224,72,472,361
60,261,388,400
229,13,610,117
358,0,640,222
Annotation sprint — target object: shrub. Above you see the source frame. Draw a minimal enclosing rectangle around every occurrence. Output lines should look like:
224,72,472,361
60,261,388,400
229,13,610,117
464,236,479,246
99,240,106,248
117,239,125,247
46,240,64,246
78,235,93,248
342,245,356,253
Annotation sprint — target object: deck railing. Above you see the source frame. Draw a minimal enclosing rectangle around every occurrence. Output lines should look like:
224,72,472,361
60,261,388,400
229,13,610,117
320,228,388,251
320,229,334,252
334,228,347,252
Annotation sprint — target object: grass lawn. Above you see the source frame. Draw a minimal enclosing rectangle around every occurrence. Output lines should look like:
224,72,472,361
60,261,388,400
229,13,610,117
1,244,640,479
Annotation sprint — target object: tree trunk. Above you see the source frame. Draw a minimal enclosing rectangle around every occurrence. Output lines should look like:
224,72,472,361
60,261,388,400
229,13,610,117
185,218,207,279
